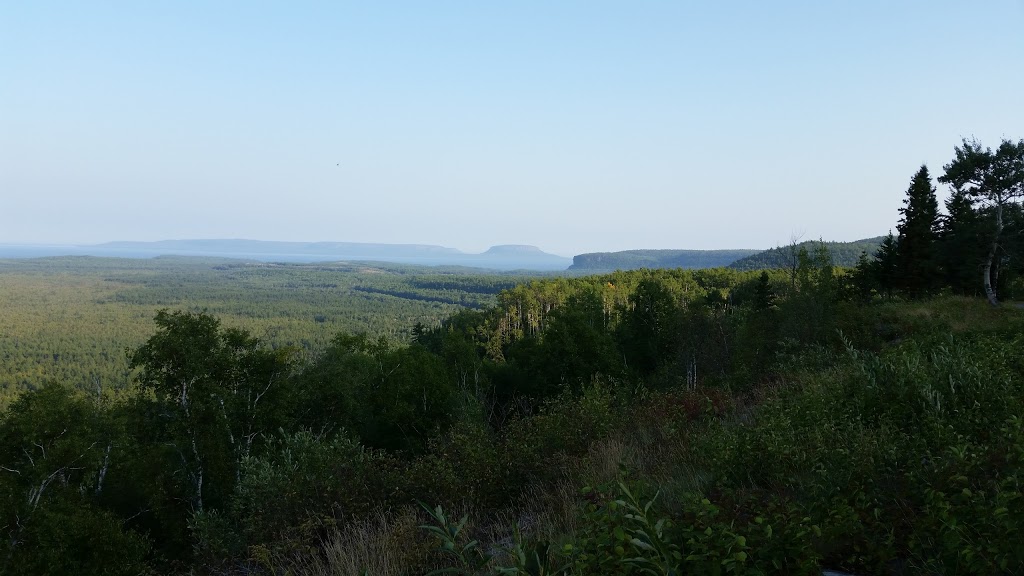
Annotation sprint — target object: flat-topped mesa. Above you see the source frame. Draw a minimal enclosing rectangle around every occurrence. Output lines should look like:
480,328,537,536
481,244,547,255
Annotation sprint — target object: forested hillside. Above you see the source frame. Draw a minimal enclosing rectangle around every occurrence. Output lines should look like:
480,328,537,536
728,237,885,271
568,241,887,274
2,138,1024,575
569,249,759,271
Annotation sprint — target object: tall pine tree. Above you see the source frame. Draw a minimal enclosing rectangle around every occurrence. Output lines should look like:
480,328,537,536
894,165,940,298
938,188,988,295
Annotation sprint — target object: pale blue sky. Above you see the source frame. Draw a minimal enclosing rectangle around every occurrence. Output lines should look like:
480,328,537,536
2,1,1022,256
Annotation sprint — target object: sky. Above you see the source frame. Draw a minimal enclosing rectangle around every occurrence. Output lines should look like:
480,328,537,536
2,1,1023,257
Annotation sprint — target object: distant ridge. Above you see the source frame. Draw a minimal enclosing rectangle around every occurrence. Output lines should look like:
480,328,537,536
2,240,572,271
0,238,887,273
569,249,761,272
96,239,461,257
727,237,885,271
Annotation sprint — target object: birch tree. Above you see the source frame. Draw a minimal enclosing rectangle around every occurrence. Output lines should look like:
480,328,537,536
939,138,1024,305
128,310,295,511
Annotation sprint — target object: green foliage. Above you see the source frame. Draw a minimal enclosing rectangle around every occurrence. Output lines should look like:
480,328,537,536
567,482,640,574
869,232,900,299
938,137,1024,303
3,496,150,576
0,384,149,575
616,279,681,378
843,252,877,302
495,527,570,576
127,309,297,511
228,429,402,550
408,421,504,509
939,188,990,295
939,138,1024,205
777,244,837,346
419,503,493,575
539,288,621,391
565,479,821,576
690,328,1024,574
502,384,622,488
420,504,571,576
293,333,458,452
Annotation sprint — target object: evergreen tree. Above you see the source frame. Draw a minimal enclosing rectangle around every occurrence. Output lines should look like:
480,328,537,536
895,165,940,298
736,271,780,381
872,232,900,299
847,251,877,302
753,271,776,311
938,188,988,295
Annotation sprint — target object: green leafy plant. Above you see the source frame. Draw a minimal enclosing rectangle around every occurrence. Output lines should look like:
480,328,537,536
419,502,492,575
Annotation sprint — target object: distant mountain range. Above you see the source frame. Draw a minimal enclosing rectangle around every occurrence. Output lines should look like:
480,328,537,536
0,237,885,272
0,240,573,271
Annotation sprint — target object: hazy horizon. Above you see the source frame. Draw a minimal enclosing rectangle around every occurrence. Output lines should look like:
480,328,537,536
0,237,770,259
3,1,1022,256
0,236,887,259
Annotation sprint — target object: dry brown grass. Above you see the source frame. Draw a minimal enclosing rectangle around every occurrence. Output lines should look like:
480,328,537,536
283,507,432,576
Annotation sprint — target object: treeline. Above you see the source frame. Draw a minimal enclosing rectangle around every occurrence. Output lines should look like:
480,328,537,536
2,138,1023,575
854,139,1024,304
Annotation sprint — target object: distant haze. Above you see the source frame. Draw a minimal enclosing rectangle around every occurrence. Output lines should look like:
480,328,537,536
2,2,1022,255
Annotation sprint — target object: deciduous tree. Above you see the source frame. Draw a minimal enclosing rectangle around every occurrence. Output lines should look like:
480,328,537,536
128,310,295,511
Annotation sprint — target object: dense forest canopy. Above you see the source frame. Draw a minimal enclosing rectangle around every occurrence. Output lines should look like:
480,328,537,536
2,138,1024,575
0,256,535,405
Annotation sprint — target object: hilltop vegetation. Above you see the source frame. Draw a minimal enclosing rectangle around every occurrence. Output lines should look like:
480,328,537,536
568,240,895,275
727,237,885,271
